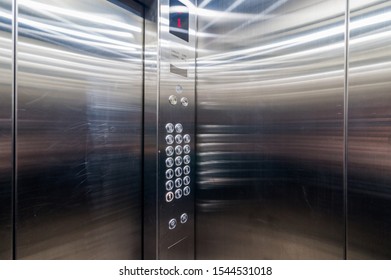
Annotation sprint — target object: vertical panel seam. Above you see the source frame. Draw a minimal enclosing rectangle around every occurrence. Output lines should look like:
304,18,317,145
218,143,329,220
343,0,350,261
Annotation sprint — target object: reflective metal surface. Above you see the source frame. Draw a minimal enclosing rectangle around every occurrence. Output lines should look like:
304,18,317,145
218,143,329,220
16,0,144,259
0,0,13,260
347,0,391,259
196,0,346,259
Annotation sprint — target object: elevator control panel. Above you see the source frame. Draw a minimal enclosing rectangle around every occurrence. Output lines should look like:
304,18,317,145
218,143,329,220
156,0,195,259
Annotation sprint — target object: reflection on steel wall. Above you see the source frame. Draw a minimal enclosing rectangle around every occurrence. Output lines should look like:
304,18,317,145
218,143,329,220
0,0,13,260
196,0,346,259
348,0,391,259
16,0,143,259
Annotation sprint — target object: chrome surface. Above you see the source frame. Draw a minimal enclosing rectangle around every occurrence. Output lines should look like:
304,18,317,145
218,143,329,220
196,0,346,259
348,0,391,259
16,0,143,259
0,0,13,260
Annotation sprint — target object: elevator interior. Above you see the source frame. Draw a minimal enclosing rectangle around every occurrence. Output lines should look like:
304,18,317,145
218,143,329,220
0,0,390,260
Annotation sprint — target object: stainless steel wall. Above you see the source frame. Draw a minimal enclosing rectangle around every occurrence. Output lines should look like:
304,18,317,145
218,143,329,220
348,0,391,259
0,0,13,260
15,0,144,259
196,0,346,259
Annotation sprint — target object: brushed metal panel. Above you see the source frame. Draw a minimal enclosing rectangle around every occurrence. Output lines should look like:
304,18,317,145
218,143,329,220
16,0,143,259
196,0,346,259
348,0,391,259
0,0,13,260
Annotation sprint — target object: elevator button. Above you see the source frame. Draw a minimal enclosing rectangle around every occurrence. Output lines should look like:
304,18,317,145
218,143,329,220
175,156,183,166
166,192,174,203
175,123,183,133
166,180,174,191
183,155,190,164
165,135,174,145
165,146,174,157
183,134,191,143
183,176,190,186
175,189,183,199
169,95,177,105
166,169,174,179
183,145,190,154
165,157,174,168
168,218,177,230
165,123,174,133
175,167,183,177
175,134,183,144
175,145,183,155
180,213,188,224
183,165,190,175
181,97,189,107
175,178,183,188
183,186,191,196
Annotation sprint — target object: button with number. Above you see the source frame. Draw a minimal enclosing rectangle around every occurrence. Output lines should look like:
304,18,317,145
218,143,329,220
175,189,183,199
166,192,174,203
183,176,190,186
175,178,183,188
165,135,174,145
183,145,190,154
183,134,191,143
165,123,174,133
183,155,190,164
183,165,190,175
180,213,188,224
165,146,174,156
175,167,183,177
166,169,174,179
181,97,189,107
166,180,174,191
165,157,174,168
175,145,183,155
168,218,177,229
175,123,183,133
175,134,183,144
169,95,177,105
175,156,183,166
183,186,191,196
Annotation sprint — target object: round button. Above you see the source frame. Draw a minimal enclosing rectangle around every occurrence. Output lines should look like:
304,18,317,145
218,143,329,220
183,165,190,175
166,169,174,179
183,134,191,143
176,85,183,94
175,178,183,188
181,97,189,107
165,157,174,168
183,186,191,196
165,123,174,133
169,95,177,105
175,145,183,155
180,213,188,224
166,180,174,191
165,135,174,145
175,167,183,177
183,145,190,154
168,218,177,229
165,146,174,157
175,123,183,133
175,134,183,144
183,155,191,164
175,189,183,199
183,176,190,186
166,192,174,203
175,156,183,166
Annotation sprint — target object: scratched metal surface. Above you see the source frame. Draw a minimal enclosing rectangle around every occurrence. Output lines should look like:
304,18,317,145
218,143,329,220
0,0,13,260
196,0,346,259
16,0,143,259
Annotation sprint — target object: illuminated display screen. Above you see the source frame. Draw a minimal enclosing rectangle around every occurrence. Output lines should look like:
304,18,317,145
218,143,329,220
169,0,189,42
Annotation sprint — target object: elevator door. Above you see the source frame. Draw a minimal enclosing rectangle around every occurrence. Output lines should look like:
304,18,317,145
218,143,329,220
16,0,144,259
